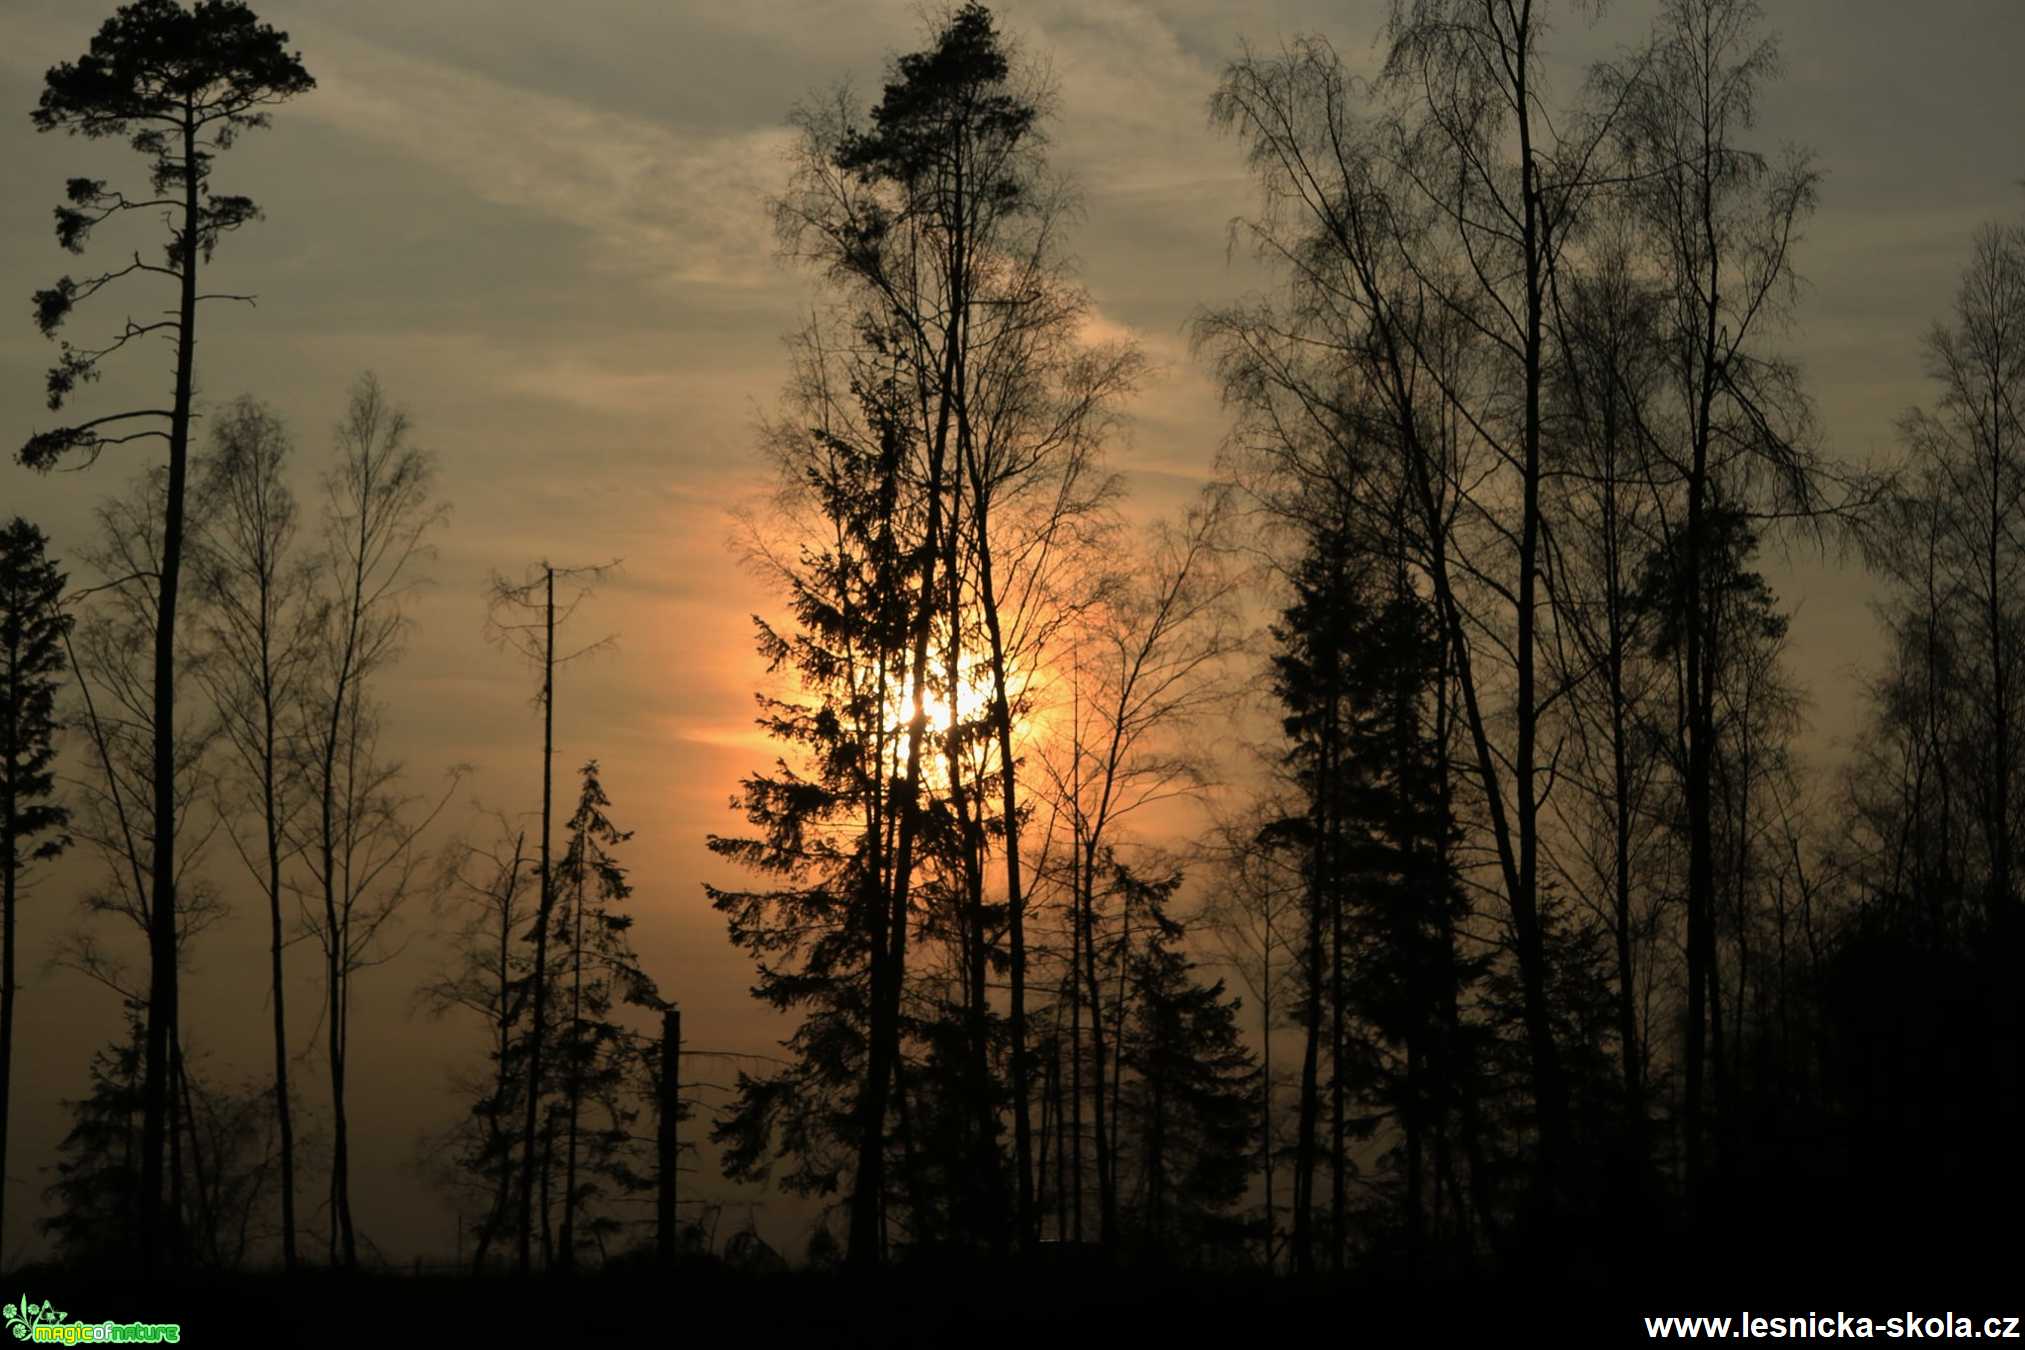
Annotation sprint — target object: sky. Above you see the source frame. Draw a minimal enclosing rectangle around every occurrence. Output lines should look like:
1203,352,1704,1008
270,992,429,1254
0,0,2020,1264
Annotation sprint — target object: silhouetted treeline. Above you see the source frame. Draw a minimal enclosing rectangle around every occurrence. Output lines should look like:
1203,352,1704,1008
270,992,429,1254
711,0,2025,1286
6,0,2022,1301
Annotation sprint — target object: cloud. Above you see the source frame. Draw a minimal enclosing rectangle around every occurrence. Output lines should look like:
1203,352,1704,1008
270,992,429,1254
302,30,796,291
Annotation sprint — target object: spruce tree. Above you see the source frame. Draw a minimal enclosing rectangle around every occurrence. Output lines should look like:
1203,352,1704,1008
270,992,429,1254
0,516,72,1258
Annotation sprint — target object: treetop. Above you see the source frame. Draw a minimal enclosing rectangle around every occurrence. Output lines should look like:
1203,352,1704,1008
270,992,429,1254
33,0,314,144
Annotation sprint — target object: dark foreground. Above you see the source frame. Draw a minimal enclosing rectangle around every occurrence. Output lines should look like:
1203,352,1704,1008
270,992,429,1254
7,1227,2017,1349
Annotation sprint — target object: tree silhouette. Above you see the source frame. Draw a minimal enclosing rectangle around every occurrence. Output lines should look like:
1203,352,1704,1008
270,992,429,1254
754,1,1063,1265
23,0,311,1268
549,761,658,1268
483,558,615,1272
0,518,73,1260
190,397,318,1271
295,373,456,1269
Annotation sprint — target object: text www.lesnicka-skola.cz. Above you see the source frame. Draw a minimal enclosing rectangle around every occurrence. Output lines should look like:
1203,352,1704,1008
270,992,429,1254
1645,1313,2023,1339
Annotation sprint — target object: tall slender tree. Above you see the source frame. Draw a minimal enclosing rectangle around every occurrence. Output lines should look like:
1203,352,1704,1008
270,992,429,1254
1602,0,1843,1190
297,373,454,1268
484,560,614,1272
0,518,74,1260
191,397,317,1271
1873,216,2025,922
550,760,658,1268
58,468,228,1261
418,818,533,1272
22,2,311,1266
756,2,1060,1264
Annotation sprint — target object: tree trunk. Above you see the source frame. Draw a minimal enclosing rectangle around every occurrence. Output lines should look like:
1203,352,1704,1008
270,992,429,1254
0,760,14,1263
559,851,585,1268
519,567,556,1273
262,654,297,1271
142,96,201,1275
657,1008,679,1265
973,495,1034,1248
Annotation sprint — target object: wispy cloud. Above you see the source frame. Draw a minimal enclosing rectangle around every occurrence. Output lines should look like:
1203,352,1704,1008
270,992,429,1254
304,31,795,291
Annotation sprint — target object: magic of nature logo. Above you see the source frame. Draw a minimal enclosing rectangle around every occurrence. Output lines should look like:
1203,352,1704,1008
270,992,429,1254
3,1295,180,1344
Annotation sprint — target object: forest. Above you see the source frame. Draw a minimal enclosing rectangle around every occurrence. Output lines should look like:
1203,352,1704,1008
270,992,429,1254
1,0,2021,1341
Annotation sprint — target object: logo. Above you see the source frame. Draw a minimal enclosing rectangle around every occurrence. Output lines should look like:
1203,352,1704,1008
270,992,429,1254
2,1296,179,1345
3,1297,65,1343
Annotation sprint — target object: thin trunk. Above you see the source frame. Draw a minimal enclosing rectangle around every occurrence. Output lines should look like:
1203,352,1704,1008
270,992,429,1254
174,1036,206,1262
1079,825,1116,1246
1684,21,1727,1198
1292,668,1336,1277
1329,787,1346,1274
851,204,962,1267
656,1008,679,1265
1512,15,1570,1198
0,623,15,1261
519,567,555,1273
559,848,585,1268
1069,821,1084,1242
261,627,297,1271
973,494,1034,1248
142,96,201,1274
1261,898,1275,1271
1987,390,2011,914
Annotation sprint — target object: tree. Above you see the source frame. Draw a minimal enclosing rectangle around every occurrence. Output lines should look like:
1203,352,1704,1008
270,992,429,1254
58,467,230,1262
42,1001,289,1270
484,560,615,1272
23,1,312,1266
1539,243,1672,1141
191,397,318,1270
1202,6,1625,1205
743,1,1070,1265
1601,0,1849,1191
1259,497,1358,1276
1114,866,1260,1264
0,518,73,1258
937,98,1138,1249
42,1001,147,1266
1198,798,1304,1269
710,366,922,1252
296,373,455,1268
417,817,533,1272
1868,213,2025,924
1040,495,1241,1250
549,761,659,1267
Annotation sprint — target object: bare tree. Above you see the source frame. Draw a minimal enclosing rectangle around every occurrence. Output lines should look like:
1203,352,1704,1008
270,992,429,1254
55,468,228,1259
1539,239,1673,1133
1037,492,1242,1247
484,560,615,1272
1202,5,1628,1199
1600,0,1848,1190
191,396,321,1270
294,373,456,1268
1882,216,2025,920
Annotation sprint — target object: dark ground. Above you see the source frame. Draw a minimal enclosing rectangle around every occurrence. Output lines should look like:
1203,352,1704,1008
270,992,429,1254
7,1224,2017,1348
